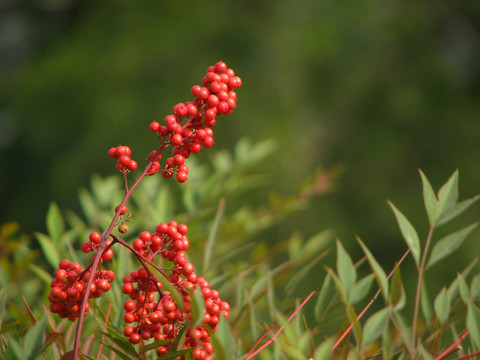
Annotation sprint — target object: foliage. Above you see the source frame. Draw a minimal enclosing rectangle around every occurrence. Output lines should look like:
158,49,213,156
2,130,480,359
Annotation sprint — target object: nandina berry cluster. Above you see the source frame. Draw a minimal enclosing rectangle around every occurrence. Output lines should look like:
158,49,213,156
107,145,138,173
121,221,229,359
48,259,114,320
48,62,240,359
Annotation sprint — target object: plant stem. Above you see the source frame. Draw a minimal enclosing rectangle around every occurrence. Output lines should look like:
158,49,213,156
411,224,435,358
72,165,150,360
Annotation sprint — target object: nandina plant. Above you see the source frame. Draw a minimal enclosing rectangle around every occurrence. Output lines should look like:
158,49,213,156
47,61,242,360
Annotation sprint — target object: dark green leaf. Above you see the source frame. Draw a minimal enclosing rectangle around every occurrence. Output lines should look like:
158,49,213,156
285,252,326,297
420,282,433,325
457,273,469,303
447,259,478,303
389,266,405,310
427,223,478,268
101,344,138,360
388,201,420,266
470,275,480,299
158,348,192,360
189,287,206,328
419,345,435,360
138,339,174,354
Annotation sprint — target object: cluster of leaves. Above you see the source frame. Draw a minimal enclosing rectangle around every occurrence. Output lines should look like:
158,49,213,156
2,133,480,359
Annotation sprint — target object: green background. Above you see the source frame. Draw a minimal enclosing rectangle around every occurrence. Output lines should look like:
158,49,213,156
2,0,480,276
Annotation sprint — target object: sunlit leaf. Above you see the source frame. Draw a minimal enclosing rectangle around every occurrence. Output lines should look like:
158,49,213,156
387,201,420,266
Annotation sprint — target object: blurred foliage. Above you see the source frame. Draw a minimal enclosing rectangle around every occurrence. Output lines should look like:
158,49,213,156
2,1,480,273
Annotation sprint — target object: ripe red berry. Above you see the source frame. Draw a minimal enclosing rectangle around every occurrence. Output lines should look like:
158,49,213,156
214,61,227,73
149,121,160,132
171,134,183,146
89,232,102,244
115,205,128,215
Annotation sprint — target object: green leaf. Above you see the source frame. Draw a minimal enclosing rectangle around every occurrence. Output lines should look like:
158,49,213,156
421,282,433,325
436,170,459,220
5,338,23,360
0,287,7,327
314,273,333,321
35,232,60,268
436,195,480,226
101,326,139,357
447,259,477,304
349,274,375,305
28,263,53,285
101,344,137,360
203,198,225,273
314,338,335,360
388,201,420,266
285,252,326,297
419,344,435,360
470,275,480,299
361,307,390,348
427,223,477,268
467,302,480,348
419,170,438,225
46,202,64,244
189,287,206,328
434,287,449,325
457,273,469,303
336,240,356,299
23,316,47,360
389,266,405,310
356,237,389,300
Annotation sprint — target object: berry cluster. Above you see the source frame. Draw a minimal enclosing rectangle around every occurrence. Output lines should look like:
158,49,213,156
107,145,138,173
121,221,229,359
80,231,114,262
48,259,114,320
148,61,242,182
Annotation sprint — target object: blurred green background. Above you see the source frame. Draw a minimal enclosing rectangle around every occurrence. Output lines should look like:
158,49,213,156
2,0,480,276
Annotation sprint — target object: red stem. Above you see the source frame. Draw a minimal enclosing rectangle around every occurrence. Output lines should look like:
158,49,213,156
72,146,166,360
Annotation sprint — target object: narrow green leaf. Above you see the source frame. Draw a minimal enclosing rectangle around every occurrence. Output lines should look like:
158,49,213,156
436,195,480,226
421,282,433,325
419,345,435,360
285,252,326,297
467,302,480,348
356,237,389,300
389,266,405,310
101,326,138,357
361,307,390,348
436,170,459,219
267,269,275,320
0,287,7,327
35,232,60,268
388,201,420,266
314,338,335,360
101,344,136,360
427,223,478,268
350,274,375,305
203,198,225,273
314,273,333,321
434,287,449,325
336,240,357,299
28,263,53,285
23,316,47,360
189,287,206,328
210,315,234,360
447,259,478,304
5,339,23,360
457,273,469,303
46,202,64,244
470,275,480,299
419,170,438,225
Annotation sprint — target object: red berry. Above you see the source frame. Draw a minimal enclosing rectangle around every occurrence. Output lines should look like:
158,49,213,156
149,121,160,132
108,147,117,158
214,61,227,73
171,134,183,146
115,205,128,215
89,232,102,244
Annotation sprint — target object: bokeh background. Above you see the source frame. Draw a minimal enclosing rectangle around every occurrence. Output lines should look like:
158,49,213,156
2,0,480,281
